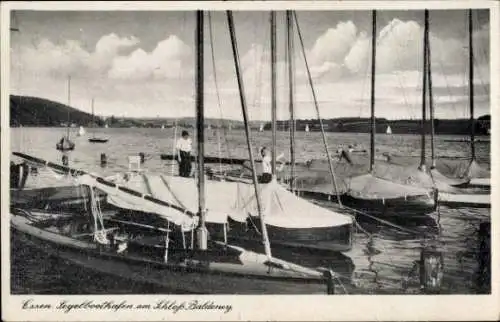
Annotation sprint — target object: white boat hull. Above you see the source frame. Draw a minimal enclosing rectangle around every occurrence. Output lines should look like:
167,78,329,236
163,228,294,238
438,192,490,208
468,178,490,188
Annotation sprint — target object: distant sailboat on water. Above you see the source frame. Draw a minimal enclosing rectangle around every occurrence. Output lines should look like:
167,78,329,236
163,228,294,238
259,123,264,132
88,98,109,144
305,124,310,132
386,125,392,134
56,76,75,152
77,126,86,136
104,123,109,129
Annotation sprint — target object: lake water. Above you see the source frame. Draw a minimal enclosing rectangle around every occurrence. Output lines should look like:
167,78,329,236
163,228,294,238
9,127,491,294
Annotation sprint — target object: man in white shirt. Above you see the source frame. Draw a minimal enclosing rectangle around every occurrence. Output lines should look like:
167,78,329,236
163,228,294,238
259,147,284,183
176,130,192,177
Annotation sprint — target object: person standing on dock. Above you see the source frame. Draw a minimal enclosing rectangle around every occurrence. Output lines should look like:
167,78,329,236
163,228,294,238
176,130,192,177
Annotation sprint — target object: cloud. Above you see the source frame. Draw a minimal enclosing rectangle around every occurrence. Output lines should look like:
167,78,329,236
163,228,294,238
308,21,358,68
108,35,192,80
10,16,490,121
11,33,139,78
89,33,140,73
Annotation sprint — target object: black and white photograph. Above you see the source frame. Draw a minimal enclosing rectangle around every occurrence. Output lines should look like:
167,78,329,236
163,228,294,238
2,1,498,321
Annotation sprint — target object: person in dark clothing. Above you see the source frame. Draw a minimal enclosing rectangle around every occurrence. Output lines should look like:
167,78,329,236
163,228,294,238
176,130,192,177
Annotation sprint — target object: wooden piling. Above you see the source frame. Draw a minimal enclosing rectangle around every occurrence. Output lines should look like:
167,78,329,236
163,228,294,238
419,247,443,293
476,221,490,293
100,153,107,167
324,270,335,294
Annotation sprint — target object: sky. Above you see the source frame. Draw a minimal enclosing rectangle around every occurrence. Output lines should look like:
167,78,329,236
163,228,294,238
9,9,491,121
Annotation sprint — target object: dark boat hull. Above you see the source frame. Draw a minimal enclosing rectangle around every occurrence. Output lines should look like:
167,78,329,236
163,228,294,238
340,193,436,218
88,138,109,143
11,186,107,211
56,143,75,151
10,213,335,295
207,219,352,253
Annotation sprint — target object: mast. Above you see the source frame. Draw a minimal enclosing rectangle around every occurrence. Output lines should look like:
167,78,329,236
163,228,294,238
286,10,296,190
427,25,436,168
227,11,272,259
91,98,95,135
468,9,475,160
294,12,343,205
370,10,377,173
271,11,277,175
420,9,429,170
67,76,71,138
195,10,207,250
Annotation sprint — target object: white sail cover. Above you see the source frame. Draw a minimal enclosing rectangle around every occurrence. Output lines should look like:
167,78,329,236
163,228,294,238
76,174,199,231
108,172,352,229
346,173,432,200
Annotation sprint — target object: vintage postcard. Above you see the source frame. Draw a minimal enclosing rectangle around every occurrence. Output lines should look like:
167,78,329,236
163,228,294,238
1,0,498,321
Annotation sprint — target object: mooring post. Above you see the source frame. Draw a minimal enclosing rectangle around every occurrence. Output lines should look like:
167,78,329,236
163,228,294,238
324,270,335,295
100,153,107,167
62,154,69,166
419,246,443,293
477,221,490,293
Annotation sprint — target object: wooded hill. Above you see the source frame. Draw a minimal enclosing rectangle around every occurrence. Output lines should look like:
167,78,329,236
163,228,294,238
10,95,490,135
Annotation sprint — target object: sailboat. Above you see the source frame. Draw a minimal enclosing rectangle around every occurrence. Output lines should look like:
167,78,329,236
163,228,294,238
77,126,86,136
385,125,392,135
56,76,75,151
461,10,490,189
259,123,264,132
426,10,489,207
117,11,354,253
88,98,109,143
339,11,436,218
10,11,342,295
305,124,310,132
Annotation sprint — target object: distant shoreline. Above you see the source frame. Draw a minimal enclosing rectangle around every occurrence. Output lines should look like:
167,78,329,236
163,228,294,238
10,95,491,136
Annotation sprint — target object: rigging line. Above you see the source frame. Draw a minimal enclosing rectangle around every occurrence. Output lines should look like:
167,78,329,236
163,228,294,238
356,40,372,118
472,55,489,98
208,12,233,166
253,29,269,122
170,12,188,176
293,12,343,205
377,12,416,120
433,42,460,119
207,12,224,174
472,12,490,96
286,10,296,192
227,10,272,259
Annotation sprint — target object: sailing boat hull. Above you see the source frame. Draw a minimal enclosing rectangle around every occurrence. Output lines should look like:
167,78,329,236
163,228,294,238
438,191,490,208
88,138,109,143
467,178,490,188
11,213,333,295
11,186,107,211
207,218,353,253
340,193,436,218
56,141,75,151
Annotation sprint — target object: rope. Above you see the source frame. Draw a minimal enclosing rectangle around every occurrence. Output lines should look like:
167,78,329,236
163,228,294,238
207,12,234,172
333,274,349,294
378,12,417,120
